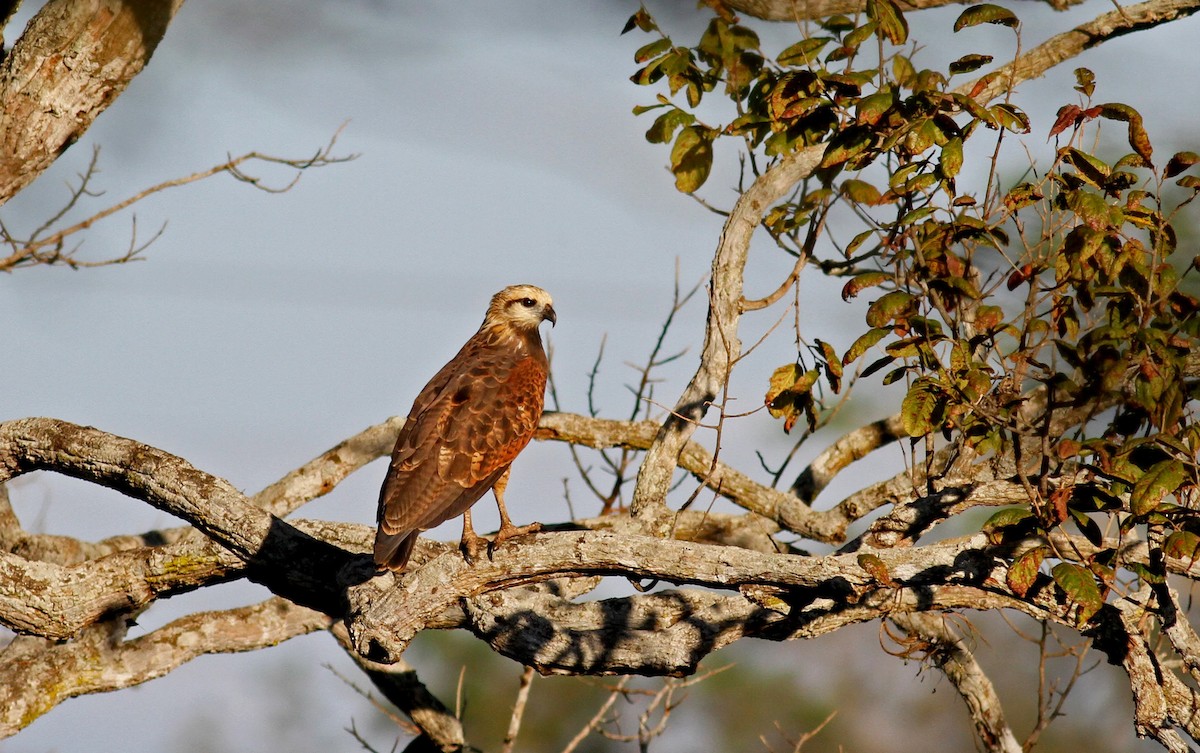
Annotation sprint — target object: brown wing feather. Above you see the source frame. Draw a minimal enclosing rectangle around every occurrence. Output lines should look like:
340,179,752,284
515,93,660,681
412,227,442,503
374,330,547,570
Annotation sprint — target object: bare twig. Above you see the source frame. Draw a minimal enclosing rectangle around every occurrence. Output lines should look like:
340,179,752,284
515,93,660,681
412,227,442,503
502,666,536,753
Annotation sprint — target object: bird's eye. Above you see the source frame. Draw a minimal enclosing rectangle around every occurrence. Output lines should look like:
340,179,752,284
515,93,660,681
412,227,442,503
520,298,537,308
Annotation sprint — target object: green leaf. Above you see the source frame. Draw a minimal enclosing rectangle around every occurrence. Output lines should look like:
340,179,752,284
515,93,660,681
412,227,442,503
856,91,896,126
820,126,873,169
777,37,833,66
1051,562,1104,625
841,272,892,300
940,137,964,178
842,326,891,363
901,377,945,436
867,0,909,44
1130,458,1185,516
991,103,1029,134
622,8,657,34
1007,546,1046,597
1003,182,1042,212
953,4,1019,31
645,108,695,144
982,506,1034,544
670,127,714,193
865,290,916,327
634,38,672,63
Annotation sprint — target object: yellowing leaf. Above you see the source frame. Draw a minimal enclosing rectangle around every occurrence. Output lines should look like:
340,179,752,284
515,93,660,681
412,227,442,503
1130,458,1185,517
840,179,883,205
1099,103,1153,166
953,4,1019,32
857,553,895,584
765,364,821,433
865,290,916,327
900,377,945,436
670,126,714,193
842,327,891,364
867,0,908,44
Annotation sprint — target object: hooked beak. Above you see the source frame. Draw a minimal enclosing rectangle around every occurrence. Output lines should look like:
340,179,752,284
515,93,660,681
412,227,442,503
543,304,557,327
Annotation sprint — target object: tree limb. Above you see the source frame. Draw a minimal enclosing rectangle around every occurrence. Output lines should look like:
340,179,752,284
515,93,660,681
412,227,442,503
0,0,186,205
961,0,1200,104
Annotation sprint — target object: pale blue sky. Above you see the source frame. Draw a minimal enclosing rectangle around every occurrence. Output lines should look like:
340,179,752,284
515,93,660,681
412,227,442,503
2,2,1194,751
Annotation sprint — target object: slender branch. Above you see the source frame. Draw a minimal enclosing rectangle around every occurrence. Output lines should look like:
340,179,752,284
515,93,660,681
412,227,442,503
502,666,536,753
630,145,827,530
960,0,1200,104
0,132,354,272
330,623,466,753
890,613,1022,753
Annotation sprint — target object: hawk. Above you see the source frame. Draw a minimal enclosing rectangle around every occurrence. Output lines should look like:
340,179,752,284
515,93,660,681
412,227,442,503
373,284,556,572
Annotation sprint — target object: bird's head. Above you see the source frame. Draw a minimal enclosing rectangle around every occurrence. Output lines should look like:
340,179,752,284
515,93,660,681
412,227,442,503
485,284,556,333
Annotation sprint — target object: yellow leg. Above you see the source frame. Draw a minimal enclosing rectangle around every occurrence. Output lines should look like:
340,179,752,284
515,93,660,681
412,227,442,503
491,467,541,551
459,507,489,564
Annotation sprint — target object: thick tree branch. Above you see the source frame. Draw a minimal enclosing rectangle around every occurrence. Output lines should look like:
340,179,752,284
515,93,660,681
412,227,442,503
725,0,1085,22
0,0,185,205
0,596,329,736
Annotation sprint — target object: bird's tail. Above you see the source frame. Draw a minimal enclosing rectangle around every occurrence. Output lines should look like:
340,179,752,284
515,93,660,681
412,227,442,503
373,529,418,572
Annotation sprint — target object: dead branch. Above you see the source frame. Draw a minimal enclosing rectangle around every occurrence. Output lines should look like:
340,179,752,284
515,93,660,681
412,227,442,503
0,131,354,272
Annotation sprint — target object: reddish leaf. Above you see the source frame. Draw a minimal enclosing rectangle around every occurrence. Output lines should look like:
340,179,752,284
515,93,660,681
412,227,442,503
1048,105,1082,139
1007,263,1035,290
1163,531,1200,568
1007,546,1046,597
